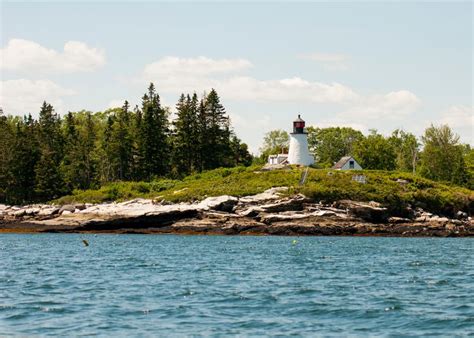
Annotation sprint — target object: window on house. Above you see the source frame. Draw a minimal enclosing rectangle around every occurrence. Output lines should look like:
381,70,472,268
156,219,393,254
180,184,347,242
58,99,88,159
349,160,355,169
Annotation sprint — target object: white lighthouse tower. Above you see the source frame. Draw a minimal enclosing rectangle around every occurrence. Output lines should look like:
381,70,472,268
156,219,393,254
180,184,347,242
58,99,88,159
288,115,314,166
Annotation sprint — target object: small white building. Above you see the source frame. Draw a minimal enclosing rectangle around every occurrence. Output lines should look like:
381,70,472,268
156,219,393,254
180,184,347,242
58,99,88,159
268,154,289,165
287,115,314,166
332,156,362,170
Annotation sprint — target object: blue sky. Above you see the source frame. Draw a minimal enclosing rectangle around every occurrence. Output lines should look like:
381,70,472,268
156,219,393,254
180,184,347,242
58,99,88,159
1,1,472,152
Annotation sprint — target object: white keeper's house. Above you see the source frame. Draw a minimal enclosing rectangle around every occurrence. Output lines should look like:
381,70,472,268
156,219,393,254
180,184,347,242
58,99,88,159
332,156,363,170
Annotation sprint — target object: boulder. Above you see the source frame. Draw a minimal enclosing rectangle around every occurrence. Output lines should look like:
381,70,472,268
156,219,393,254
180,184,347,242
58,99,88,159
259,195,307,213
389,217,411,224
455,211,468,220
24,207,40,216
38,207,59,216
196,195,239,212
59,205,76,214
12,209,26,217
336,200,390,223
260,212,311,224
239,187,288,204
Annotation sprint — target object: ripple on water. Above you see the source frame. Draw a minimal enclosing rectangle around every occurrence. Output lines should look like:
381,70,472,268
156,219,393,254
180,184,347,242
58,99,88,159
0,234,473,336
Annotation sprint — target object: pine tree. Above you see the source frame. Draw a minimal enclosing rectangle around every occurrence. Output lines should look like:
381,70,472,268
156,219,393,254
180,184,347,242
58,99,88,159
82,112,97,188
97,114,115,183
172,93,200,175
131,105,145,180
199,89,233,170
103,101,134,181
61,112,80,191
0,109,13,202
35,102,65,200
229,135,253,166
5,116,40,203
138,83,170,180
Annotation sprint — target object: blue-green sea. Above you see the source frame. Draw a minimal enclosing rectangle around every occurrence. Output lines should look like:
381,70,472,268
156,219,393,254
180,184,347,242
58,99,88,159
1,234,473,336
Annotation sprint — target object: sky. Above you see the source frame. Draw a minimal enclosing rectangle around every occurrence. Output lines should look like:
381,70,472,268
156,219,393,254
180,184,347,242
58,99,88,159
1,1,473,153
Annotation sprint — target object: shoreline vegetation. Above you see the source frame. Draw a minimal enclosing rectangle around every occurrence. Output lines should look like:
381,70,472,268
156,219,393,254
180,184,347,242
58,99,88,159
55,166,472,216
1,83,473,236
1,166,473,236
1,83,473,208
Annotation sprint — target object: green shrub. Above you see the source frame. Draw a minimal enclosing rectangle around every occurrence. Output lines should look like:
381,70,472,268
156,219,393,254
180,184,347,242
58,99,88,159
53,167,473,216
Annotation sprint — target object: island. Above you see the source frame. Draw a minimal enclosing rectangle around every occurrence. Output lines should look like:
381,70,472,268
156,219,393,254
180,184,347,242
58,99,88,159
1,167,472,236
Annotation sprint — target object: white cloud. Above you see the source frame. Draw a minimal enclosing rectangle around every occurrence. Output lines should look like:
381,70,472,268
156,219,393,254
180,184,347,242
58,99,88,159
0,79,75,115
1,39,106,73
139,56,422,143
141,56,358,103
299,52,349,71
339,90,421,120
219,76,358,103
143,56,252,77
438,105,474,128
437,105,474,144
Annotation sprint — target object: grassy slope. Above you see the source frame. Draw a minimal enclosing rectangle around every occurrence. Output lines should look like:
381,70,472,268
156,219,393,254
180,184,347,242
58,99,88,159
55,166,473,216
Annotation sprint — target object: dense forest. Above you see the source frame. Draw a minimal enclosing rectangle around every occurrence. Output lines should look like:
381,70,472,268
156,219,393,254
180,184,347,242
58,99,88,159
259,125,474,189
0,84,252,204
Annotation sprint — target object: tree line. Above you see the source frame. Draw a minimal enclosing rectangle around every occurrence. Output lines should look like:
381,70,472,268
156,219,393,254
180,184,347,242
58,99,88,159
0,84,252,204
260,125,473,189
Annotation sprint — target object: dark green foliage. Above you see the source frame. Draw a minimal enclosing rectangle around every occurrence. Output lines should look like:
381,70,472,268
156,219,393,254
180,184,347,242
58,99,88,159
0,110,14,202
388,129,419,174
307,126,363,168
353,130,396,170
199,89,233,170
35,102,65,200
0,84,252,204
3,83,471,206
138,83,170,180
5,116,40,203
171,93,200,175
419,125,469,186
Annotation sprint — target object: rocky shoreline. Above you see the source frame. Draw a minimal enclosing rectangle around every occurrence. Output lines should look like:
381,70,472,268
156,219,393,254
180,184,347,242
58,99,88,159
1,187,472,237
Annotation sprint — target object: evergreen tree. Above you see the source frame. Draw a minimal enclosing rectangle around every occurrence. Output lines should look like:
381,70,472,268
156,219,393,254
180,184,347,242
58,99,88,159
97,114,116,183
131,105,145,180
199,89,232,170
5,116,40,203
0,109,13,202
229,135,253,166
108,101,133,180
35,102,64,200
138,83,170,180
82,112,98,188
61,112,81,191
172,93,200,175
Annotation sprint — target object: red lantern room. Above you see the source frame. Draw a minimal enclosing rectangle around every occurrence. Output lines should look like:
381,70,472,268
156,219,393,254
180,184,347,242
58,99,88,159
293,114,306,134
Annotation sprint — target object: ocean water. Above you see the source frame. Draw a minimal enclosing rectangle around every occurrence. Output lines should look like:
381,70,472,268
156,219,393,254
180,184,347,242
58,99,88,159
1,234,473,337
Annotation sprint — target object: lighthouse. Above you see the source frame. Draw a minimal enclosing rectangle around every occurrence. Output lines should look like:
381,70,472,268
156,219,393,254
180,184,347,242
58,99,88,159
288,115,314,166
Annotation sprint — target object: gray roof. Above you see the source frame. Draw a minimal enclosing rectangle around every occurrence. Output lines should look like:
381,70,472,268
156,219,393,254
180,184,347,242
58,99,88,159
332,156,353,169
